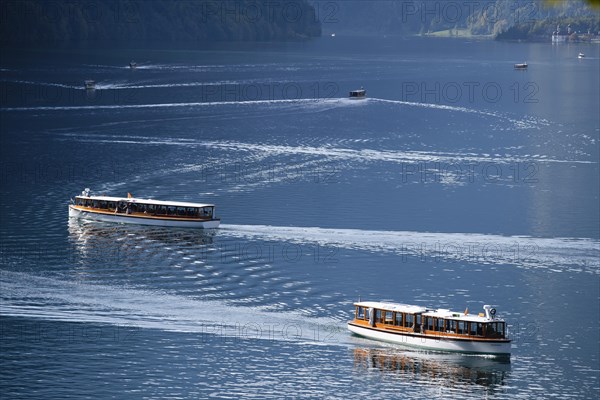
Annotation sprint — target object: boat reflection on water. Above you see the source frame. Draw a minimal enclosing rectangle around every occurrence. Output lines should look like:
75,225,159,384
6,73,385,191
68,218,216,270
353,347,510,390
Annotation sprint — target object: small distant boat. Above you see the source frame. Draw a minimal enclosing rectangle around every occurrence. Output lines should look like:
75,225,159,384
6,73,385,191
331,33,336,37
349,87,367,100
84,80,96,90
69,188,220,229
578,53,585,59
514,63,528,70
348,301,511,356
129,61,137,69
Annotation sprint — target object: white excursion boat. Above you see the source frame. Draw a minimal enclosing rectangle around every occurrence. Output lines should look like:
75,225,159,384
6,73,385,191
578,52,585,59
514,62,528,70
69,188,220,228
348,301,511,356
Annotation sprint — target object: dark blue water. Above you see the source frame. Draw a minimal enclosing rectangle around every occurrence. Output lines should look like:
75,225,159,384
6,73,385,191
1,37,599,399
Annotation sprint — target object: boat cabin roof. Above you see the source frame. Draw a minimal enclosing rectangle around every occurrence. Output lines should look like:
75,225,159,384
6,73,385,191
355,301,428,314
422,309,502,323
354,301,504,322
76,195,214,209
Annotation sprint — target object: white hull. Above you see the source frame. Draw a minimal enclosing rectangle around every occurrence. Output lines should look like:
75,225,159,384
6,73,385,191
69,205,220,229
348,323,510,355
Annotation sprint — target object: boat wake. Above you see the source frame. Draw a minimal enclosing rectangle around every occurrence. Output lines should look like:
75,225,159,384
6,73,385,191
0,79,81,90
0,270,349,346
95,80,248,90
59,134,596,166
0,97,348,112
219,224,600,274
84,62,305,72
369,98,550,130
1,94,552,133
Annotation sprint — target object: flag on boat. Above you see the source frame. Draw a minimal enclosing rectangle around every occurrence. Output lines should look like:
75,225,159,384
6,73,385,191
127,193,133,198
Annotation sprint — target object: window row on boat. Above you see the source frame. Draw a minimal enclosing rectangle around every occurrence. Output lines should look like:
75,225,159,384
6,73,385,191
74,197,214,218
355,305,506,339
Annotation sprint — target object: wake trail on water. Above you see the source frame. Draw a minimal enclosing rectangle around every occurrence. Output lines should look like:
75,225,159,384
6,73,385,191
0,270,351,347
1,95,552,132
59,134,596,165
1,79,82,90
369,97,549,129
219,224,600,274
0,97,340,112
0,96,546,126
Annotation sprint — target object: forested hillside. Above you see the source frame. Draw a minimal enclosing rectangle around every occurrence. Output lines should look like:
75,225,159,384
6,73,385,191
0,0,321,47
313,0,598,40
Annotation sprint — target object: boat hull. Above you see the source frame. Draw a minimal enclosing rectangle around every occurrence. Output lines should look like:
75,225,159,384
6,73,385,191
348,322,511,355
68,205,220,228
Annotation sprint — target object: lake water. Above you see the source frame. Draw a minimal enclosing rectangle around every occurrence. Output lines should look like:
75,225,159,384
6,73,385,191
1,37,599,399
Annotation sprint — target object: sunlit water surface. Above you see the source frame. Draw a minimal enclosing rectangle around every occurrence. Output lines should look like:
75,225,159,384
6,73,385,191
1,37,599,398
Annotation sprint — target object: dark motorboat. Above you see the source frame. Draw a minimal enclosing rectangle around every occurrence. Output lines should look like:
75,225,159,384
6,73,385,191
84,80,96,90
349,88,367,99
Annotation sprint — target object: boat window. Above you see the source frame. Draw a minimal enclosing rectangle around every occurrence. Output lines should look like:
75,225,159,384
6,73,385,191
365,308,370,320
384,311,393,324
394,312,403,327
76,198,84,206
486,322,504,338
148,204,156,213
468,322,477,336
457,321,466,335
470,322,484,336
375,309,383,324
435,318,444,332
486,323,496,337
486,323,496,338
187,207,197,217
447,320,457,333
177,207,186,216
425,317,434,331
356,306,365,320
116,201,126,212
99,201,107,209
405,314,414,328
414,314,422,332
108,202,115,210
